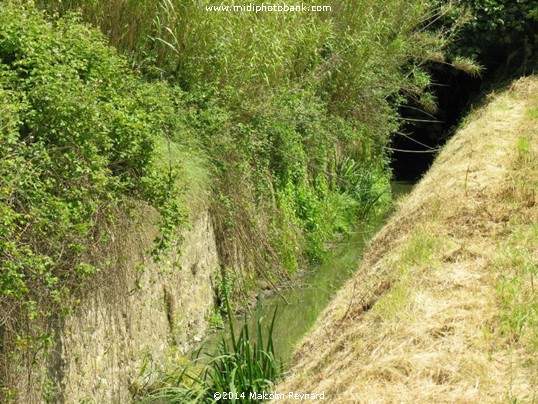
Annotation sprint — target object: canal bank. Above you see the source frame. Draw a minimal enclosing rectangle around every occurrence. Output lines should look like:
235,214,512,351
274,76,538,402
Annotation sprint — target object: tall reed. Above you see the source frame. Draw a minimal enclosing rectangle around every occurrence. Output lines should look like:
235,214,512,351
36,0,447,116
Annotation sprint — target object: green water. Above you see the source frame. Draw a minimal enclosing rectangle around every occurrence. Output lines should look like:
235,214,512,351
203,181,413,361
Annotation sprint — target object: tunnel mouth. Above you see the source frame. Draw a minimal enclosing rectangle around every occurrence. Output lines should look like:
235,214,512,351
391,33,538,183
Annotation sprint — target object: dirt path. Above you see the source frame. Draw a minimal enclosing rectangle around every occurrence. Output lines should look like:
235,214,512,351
274,77,538,403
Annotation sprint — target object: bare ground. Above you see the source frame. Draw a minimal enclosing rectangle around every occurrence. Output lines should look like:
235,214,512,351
274,77,538,403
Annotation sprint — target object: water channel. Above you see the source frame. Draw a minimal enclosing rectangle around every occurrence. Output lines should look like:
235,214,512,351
201,181,413,363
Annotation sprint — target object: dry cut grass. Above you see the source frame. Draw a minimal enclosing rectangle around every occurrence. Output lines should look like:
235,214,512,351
274,76,538,403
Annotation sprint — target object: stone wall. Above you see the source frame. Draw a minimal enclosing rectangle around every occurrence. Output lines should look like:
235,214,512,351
15,210,220,403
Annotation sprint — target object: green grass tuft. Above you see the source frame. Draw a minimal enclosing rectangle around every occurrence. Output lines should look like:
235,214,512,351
140,295,281,403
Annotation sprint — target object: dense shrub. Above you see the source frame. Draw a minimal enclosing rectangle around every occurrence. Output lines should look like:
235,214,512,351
0,2,186,396
444,0,538,73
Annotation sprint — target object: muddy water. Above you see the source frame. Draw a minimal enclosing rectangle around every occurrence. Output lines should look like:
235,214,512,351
204,181,412,362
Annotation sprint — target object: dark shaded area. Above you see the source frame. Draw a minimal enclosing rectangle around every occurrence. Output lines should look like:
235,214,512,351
391,56,537,182
391,69,482,182
391,0,538,182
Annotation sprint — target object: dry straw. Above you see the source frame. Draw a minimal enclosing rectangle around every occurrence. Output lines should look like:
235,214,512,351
275,77,538,403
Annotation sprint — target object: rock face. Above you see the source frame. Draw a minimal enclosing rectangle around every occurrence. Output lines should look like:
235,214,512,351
17,210,220,403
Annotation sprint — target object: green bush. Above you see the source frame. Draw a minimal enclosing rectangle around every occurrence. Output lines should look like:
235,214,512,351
0,2,186,393
442,0,538,73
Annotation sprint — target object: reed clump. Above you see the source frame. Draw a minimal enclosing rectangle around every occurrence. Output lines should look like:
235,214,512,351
140,297,281,403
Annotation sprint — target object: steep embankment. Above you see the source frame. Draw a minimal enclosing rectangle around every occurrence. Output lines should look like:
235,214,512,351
276,77,538,402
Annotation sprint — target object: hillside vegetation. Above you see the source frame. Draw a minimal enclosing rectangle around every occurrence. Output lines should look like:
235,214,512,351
32,0,458,275
276,76,538,402
0,3,194,397
0,0,459,399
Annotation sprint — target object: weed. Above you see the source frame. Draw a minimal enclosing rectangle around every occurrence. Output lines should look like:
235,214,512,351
526,107,538,120
400,228,441,268
140,295,281,403
208,309,224,331
495,224,538,347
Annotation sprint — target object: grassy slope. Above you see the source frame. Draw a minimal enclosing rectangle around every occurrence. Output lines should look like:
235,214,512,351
275,77,538,402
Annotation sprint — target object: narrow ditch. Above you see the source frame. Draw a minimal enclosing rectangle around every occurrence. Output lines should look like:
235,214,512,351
200,181,413,363
196,74,486,369
198,73,486,364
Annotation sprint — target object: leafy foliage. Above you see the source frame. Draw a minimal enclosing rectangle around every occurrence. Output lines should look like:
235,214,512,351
30,1,453,278
0,2,186,393
443,0,538,73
